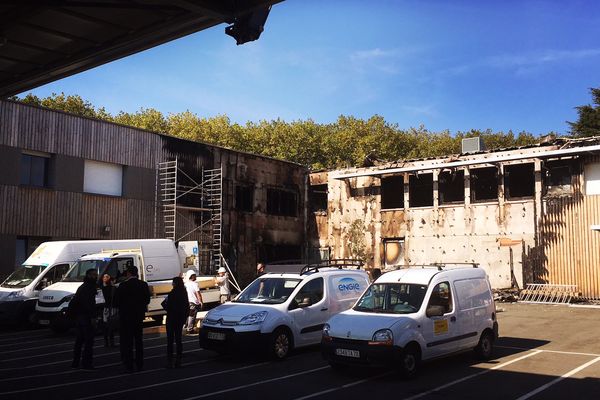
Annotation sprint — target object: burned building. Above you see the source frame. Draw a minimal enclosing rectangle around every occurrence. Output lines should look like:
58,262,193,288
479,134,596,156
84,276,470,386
309,137,600,299
0,100,307,286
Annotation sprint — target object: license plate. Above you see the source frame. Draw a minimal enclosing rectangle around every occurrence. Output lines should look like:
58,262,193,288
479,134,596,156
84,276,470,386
39,319,50,325
207,331,226,341
335,348,360,358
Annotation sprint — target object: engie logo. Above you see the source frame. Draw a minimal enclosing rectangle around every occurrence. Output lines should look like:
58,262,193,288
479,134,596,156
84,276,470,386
337,277,361,292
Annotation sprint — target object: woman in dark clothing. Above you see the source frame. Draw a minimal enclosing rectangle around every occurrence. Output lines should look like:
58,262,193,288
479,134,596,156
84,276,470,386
70,268,98,370
101,274,117,347
165,276,189,368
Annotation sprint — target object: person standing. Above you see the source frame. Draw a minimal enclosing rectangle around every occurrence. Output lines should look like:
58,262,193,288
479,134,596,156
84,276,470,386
70,268,98,370
100,274,117,347
165,276,188,368
114,265,150,372
256,263,265,277
216,267,231,304
184,270,203,334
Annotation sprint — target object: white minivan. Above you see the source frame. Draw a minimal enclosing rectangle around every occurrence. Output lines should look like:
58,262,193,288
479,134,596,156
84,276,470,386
199,262,369,359
321,264,498,376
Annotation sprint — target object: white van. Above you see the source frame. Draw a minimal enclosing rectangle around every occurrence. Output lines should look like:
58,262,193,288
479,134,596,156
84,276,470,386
199,262,369,359
321,264,498,377
36,239,219,332
0,240,148,325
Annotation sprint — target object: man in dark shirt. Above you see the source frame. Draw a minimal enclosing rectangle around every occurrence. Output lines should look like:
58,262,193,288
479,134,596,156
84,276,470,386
114,265,151,372
70,268,98,370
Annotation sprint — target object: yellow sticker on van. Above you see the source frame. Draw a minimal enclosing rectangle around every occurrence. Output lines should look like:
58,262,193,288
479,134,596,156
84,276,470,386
434,319,448,335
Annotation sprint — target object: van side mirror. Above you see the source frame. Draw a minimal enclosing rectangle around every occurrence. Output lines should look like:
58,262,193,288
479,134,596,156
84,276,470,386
426,305,445,318
36,278,48,291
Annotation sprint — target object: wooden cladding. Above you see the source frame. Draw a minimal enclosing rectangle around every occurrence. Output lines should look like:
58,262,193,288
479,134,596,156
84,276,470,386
0,186,155,239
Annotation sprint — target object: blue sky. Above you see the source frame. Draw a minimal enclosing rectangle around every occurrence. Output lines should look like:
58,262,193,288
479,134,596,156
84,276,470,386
25,0,600,135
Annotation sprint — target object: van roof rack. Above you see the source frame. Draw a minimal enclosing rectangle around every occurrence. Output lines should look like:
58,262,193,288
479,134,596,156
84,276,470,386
399,262,479,271
300,258,363,276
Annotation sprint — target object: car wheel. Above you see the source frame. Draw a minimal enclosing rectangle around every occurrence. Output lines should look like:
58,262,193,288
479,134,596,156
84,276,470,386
474,331,494,360
270,328,292,360
399,344,420,379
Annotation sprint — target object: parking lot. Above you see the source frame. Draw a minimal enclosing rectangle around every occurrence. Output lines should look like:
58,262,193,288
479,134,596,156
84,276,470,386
0,303,599,400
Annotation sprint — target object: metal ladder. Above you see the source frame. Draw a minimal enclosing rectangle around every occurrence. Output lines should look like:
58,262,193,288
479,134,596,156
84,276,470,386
158,160,178,241
203,166,222,272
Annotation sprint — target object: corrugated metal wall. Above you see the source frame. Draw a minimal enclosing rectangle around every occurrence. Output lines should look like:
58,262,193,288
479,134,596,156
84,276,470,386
541,160,600,299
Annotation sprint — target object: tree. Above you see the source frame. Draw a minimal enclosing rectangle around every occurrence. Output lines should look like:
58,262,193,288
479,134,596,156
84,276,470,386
568,87,600,137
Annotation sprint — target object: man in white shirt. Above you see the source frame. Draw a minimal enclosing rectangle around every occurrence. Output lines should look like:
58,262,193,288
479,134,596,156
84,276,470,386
216,267,231,304
184,270,203,334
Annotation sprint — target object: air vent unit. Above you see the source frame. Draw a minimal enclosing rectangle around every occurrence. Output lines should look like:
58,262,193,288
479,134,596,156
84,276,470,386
461,137,486,154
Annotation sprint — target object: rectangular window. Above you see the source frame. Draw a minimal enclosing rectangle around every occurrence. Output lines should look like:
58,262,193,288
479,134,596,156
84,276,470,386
381,175,404,209
84,160,123,196
470,167,498,202
544,160,573,196
439,170,465,204
409,173,433,207
235,185,254,212
309,184,328,212
20,152,50,187
267,188,298,217
383,238,404,268
505,163,534,200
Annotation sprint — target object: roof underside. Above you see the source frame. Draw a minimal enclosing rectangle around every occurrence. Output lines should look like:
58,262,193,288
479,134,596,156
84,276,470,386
0,0,281,97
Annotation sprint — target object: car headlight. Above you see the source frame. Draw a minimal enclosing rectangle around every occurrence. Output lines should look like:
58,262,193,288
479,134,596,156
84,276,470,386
61,294,74,304
239,311,268,325
369,329,393,346
322,323,331,341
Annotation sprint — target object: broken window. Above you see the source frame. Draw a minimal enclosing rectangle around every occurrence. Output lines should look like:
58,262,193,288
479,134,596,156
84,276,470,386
409,173,433,207
383,238,404,267
267,188,298,217
544,160,573,196
439,170,465,204
235,185,254,212
470,167,498,202
504,163,534,199
309,184,328,212
381,175,404,209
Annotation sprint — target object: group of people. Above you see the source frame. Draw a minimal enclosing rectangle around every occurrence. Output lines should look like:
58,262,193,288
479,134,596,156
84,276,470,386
70,265,151,372
69,264,233,371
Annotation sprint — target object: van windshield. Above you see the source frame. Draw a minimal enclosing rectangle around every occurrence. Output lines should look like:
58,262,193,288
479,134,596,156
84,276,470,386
63,259,108,282
354,283,427,314
233,277,301,304
1,265,45,288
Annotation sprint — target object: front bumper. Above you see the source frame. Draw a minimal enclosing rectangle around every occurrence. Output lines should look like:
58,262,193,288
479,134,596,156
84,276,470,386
321,337,404,366
199,326,270,354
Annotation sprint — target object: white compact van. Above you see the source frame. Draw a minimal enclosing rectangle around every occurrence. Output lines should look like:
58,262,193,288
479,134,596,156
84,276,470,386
200,262,370,359
0,240,153,325
321,264,498,376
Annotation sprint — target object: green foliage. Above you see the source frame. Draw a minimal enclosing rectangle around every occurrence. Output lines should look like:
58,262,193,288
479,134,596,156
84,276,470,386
568,87,600,137
12,92,547,169
347,220,367,262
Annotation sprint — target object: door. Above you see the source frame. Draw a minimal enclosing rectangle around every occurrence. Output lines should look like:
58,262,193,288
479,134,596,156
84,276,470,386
288,277,328,346
421,281,460,359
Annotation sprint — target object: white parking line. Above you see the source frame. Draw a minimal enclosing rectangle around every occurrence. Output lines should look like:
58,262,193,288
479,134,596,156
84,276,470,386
497,345,600,358
73,362,271,400
515,356,600,400
0,349,206,383
401,350,543,400
0,339,196,372
0,336,69,348
182,366,330,400
292,371,393,400
0,356,214,395
0,330,51,342
1,334,170,360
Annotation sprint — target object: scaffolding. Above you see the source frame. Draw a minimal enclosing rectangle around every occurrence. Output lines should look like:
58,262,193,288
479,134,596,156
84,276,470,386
157,159,223,274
